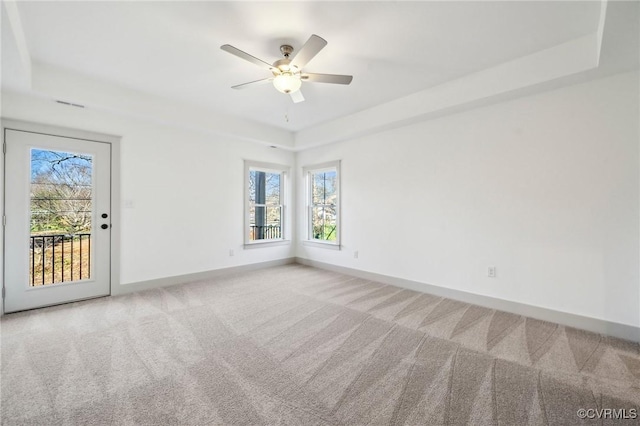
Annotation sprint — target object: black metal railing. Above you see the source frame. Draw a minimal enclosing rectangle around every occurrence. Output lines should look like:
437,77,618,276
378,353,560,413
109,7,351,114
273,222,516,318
29,233,91,286
249,225,282,240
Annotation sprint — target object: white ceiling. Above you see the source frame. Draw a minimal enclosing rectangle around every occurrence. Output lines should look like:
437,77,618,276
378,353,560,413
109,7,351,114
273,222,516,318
6,1,603,132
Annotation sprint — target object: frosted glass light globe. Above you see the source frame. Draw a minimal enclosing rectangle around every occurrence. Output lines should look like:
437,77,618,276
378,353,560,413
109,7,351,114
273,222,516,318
273,73,302,94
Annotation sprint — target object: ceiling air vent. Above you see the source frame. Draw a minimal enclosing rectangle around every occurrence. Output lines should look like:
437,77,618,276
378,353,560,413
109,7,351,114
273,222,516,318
55,100,85,108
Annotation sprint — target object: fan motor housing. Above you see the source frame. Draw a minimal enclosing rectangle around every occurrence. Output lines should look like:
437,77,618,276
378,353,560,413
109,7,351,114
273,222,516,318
272,58,300,75
280,45,294,57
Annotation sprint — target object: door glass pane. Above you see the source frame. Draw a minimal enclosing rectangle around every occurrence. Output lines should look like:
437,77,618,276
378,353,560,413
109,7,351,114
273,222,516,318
30,149,93,286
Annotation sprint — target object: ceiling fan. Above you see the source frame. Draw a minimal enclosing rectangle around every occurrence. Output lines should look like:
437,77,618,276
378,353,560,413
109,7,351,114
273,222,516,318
220,34,353,104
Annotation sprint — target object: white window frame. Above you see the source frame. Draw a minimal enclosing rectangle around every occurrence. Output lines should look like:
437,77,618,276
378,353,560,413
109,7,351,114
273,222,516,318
303,160,341,250
244,160,290,247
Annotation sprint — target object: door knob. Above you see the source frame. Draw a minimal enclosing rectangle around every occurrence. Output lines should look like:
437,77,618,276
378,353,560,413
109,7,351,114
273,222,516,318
101,224,109,229
101,213,108,218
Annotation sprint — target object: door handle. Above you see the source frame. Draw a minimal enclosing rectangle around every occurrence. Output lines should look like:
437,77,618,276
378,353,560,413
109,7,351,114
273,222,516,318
101,224,109,229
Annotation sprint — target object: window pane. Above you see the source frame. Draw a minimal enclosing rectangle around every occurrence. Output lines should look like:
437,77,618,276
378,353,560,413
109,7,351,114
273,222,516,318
312,170,337,205
246,162,287,243
250,205,282,241
251,205,265,241
265,172,280,205
311,206,324,240
249,169,283,241
249,170,257,203
250,169,281,205
249,205,258,240
253,170,267,204
266,205,281,226
265,206,282,239
312,206,337,241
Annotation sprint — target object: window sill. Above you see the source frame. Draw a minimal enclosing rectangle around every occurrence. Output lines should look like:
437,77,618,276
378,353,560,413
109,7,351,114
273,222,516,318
244,240,291,249
302,240,341,250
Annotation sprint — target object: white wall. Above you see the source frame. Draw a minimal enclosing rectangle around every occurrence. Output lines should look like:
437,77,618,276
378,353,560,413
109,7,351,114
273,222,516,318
117,122,295,285
296,71,640,328
2,71,638,329
1,91,295,292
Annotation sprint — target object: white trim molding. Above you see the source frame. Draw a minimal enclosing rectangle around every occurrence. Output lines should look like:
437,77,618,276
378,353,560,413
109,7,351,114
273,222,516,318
296,257,640,343
243,160,291,247
1,119,122,314
114,257,296,295
302,160,341,248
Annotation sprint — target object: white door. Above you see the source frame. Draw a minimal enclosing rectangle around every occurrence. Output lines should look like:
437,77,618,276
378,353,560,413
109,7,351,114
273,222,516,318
4,129,111,312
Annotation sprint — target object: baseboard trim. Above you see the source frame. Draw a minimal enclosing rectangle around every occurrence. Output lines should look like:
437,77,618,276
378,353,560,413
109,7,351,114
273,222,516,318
112,257,297,296
295,257,640,343
7,254,637,342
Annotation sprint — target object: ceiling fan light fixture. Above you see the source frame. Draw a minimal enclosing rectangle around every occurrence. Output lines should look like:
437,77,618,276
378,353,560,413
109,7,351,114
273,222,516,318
273,72,302,94
222,35,352,103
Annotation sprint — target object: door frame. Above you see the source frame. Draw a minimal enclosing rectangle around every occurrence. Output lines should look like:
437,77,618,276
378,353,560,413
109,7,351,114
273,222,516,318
1,119,121,315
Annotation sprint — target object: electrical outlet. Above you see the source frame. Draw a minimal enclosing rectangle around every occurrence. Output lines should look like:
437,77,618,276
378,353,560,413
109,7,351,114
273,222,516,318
488,266,496,278
354,251,359,259
229,249,234,257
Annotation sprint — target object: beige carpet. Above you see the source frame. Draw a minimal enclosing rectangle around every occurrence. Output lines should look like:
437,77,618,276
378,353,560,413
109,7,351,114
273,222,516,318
2,264,639,425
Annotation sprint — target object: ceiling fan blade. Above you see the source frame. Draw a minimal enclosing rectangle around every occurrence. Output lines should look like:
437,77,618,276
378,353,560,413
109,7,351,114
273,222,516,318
301,73,353,85
231,78,273,90
290,90,305,103
290,34,327,69
221,44,274,71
